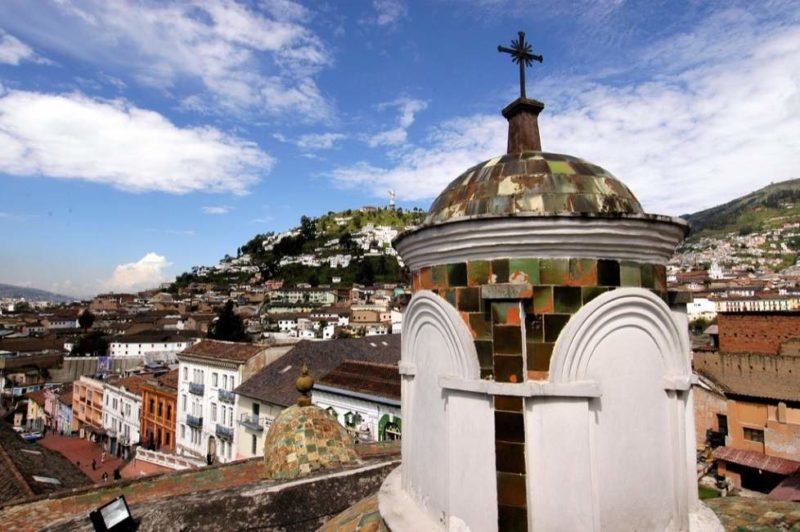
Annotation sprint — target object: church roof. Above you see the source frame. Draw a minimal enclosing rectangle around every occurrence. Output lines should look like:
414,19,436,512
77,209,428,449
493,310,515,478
263,404,359,480
426,151,643,225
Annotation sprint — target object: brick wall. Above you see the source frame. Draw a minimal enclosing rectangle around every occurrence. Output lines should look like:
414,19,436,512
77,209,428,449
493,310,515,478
693,386,727,446
718,312,800,354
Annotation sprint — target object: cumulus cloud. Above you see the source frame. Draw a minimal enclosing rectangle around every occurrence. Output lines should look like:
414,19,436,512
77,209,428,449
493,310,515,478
202,205,232,215
0,30,45,65
370,0,408,26
0,0,332,120
367,98,428,147
0,90,272,194
107,253,171,292
331,8,800,215
296,132,346,150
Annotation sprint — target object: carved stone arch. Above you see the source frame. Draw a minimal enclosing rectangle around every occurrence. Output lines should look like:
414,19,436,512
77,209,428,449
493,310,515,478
401,290,480,379
549,288,689,383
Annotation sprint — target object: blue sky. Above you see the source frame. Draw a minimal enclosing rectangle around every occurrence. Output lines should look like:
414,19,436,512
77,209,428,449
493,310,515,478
0,0,798,297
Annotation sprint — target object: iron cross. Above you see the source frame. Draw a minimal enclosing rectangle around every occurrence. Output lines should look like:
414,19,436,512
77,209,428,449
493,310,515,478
498,31,543,99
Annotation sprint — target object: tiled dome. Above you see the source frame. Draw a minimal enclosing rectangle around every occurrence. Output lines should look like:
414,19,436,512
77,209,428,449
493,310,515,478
426,151,643,224
263,404,359,480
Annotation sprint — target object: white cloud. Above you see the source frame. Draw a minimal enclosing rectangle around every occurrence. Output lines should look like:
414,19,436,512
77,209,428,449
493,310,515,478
0,90,272,194
0,30,45,65
106,252,171,292
331,9,800,215
367,98,428,147
0,1,332,120
202,205,232,215
296,132,346,150
371,0,408,26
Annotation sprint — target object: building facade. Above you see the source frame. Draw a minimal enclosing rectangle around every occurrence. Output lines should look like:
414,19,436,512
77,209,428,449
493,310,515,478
102,375,147,459
72,376,105,439
141,370,179,451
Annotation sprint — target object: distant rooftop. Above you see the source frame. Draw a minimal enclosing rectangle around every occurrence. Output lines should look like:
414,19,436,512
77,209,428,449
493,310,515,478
179,339,266,364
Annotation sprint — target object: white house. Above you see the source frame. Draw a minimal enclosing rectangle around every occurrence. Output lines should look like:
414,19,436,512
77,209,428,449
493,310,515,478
103,374,148,460
175,340,292,465
108,331,202,361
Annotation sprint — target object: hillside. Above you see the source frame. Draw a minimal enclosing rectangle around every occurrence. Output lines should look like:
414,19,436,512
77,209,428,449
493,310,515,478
683,179,800,238
674,179,800,273
0,283,76,303
170,206,426,290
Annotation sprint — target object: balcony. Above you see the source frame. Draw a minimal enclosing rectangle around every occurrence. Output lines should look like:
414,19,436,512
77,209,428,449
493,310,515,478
186,414,203,428
239,413,263,432
188,382,205,396
217,389,235,404
215,424,234,441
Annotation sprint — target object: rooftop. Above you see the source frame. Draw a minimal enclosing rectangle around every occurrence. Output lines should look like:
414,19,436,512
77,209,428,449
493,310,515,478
235,335,400,407
317,360,400,402
179,339,266,364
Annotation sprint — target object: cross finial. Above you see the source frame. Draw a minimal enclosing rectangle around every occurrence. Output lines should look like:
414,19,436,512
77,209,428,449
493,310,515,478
498,31,543,99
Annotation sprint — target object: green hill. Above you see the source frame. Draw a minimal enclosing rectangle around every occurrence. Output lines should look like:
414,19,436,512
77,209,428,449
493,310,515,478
684,178,800,238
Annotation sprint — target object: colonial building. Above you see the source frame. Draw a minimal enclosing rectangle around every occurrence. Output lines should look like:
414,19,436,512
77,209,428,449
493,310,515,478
102,374,148,459
108,331,202,360
141,369,179,451
175,340,292,464
72,376,105,439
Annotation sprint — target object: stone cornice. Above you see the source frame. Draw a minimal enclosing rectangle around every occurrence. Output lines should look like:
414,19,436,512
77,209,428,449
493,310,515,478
394,215,687,270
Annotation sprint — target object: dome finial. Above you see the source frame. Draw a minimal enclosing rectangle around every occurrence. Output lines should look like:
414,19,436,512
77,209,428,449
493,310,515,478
498,31,545,153
296,364,314,407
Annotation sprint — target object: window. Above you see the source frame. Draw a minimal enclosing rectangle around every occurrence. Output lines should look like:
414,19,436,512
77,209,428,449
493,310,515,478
182,394,187,412
744,427,765,443
229,376,235,390
157,401,163,417
181,425,185,439
222,375,228,389
166,405,172,421
211,403,217,422
149,399,155,414
212,373,218,387
717,414,728,436
183,367,188,380
251,434,257,455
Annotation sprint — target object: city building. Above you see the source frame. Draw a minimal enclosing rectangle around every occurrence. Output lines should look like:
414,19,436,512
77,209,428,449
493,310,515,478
102,374,148,459
72,376,105,440
140,369,179,451
108,331,202,360
56,385,75,435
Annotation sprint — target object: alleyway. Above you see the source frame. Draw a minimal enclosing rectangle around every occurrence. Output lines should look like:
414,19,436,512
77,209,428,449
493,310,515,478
38,432,126,483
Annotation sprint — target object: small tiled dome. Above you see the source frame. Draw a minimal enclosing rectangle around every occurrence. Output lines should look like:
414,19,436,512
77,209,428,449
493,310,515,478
263,404,359,480
426,151,643,224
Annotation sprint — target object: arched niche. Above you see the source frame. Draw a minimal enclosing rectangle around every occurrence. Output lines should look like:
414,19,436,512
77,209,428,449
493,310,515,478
400,291,489,529
544,288,694,531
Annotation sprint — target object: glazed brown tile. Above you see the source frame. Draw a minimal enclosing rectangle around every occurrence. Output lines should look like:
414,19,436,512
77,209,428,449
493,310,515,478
495,395,523,412
597,259,620,286
527,341,554,372
544,314,570,342
457,287,481,313
498,505,528,532
568,258,598,286
497,472,527,507
494,354,523,383
474,340,494,368
496,441,526,474
493,325,522,354
495,411,525,443
447,262,468,287
491,259,510,284
524,313,543,342
554,286,581,313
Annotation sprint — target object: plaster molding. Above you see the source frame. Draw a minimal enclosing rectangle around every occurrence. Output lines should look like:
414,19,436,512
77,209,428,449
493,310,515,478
439,376,601,398
378,467,443,531
394,217,686,271
549,288,690,383
401,291,480,380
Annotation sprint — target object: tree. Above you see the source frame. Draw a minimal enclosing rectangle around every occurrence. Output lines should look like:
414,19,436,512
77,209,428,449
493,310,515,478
71,331,109,356
208,300,248,342
300,215,317,241
78,310,95,331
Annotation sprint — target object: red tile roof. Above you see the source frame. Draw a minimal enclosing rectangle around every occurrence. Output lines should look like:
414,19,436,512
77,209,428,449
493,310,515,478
317,361,399,401
180,339,265,363
714,446,800,476
25,390,46,408
157,369,179,390
112,374,150,396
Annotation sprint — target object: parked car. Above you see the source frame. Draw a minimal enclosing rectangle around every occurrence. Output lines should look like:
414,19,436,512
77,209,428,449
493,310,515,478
21,431,43,442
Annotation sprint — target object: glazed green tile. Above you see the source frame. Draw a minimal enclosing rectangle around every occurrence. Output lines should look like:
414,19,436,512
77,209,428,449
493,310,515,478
495,395,523,412
492,302,521,325
467,260,491,286
497,472,527,507
597,259,621,286
582,286,609,304
524,313,543,342
527,341,554,371
491,259,510,283
444,288,457,307
620,262,642,287
641,263,655,289
554,286,581,313
482,283,533,300
547,159,575,175
447,262,468,287
431,264,448,288
494,354,524,383
532,286,554,313
469,312,492,339
544,314,571,342
493,325,522,354
458,287,481,313
509,258,540,284
568,258,598,286
539,258,569,285
474,340,494,368
496,441,526,474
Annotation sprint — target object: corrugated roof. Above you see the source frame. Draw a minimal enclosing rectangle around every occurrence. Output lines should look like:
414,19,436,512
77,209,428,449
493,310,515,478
235,336,400,407
714,446,800,476
180,339,265,364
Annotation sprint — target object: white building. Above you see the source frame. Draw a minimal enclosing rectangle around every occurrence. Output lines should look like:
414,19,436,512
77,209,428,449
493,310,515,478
103,374,148,460
108,332,202,361
175,340,292,465
686,297,717,321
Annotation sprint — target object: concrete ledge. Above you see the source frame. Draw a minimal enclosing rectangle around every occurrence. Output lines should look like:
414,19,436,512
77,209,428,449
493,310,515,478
439,376,602,397
378,467,443,531
663,375,698,391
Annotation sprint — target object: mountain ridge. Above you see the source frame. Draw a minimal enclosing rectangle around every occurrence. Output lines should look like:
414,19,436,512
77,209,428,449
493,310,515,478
0,283,76,303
